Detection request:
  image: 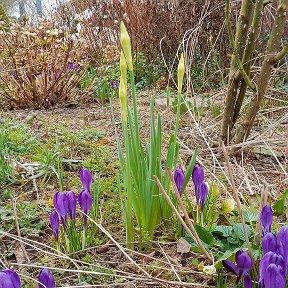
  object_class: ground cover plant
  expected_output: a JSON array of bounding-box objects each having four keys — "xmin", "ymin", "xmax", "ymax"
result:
[{"xmin": 0, "ymin": 0, "xmax": 287, "ymax": 287}]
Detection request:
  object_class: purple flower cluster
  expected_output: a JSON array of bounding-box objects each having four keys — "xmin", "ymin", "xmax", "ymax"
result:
[
  {"xmin": 173, "ymin": 164, "xmax": 208, "ymax": 210},
  {"xmin": 222, "ymin": 205, "xmax": 288, "ymax": 288},
  {"xmin": 50, "ymin": 168, "xmax": 93, "ymax": 241},
  {"xmin": 259, "ymin": 205, "xmax": 288, "ymax": 288},
  {"xmin": 0, "ymin": 268, "xmax": 55, "ymax": 288}
]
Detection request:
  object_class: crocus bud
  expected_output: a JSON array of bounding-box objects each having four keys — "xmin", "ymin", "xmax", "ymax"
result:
[
  {"xmin": 263, "ymin": 264, "xmax": 286, "ymax": 288},
  {"xmin": 80, "ymin": 168, "xmax": 93, "ymax": 193},
  {"xmin": 67, "ymin": 191, "xmax": 77, "ymax": 221},
  {"xmin": 78, "ymin": 189, "xmax": 92, "ymax": 229},
  {"xmin": 119, "ymin": 75, "xmax": 127, "ymax": 123},
  {"xmin": 49, "ymin": 210, "xmax": 59, "ymax": 242},
  {"xmin": 177, "ymin": 52, "xmax": 185, "ymax": 94},
  {"xmin": 174, "ymin": 167, "xmax": 185, "ymax": 196},
  {"xmin": 198, "ymin": 182, "xmax": 208, "ymax": 211},
  {"xmin": 221, "ymin": 198, "xmax": 236, "ymax": 214},
  {"xmin": 53, "ymin": 192, "xmax": 68, "ymax": 232},
  {"xmin": 120, "ymin": 21, "xmax": 133, "ymax": 71},
  {"xmin": 120, "ymin": 51, "xmax": 127, "ymax": 89},
  {"xmin": 260, "ymin": 205, "xmax": 273, "ymax": 235},
  {"xmin": 38, "ymin": 268, "xmax": 55, "ymax": 288},
  {"xmin": 262, "ymin": 232, "xmax": 277, "ymax": 255},
  {"xmin": 192, "ymin": 164, "xmax": 204, "ymax": 187},
  {"xmin": 0, "ymin": 269, "xmax": 21, "ymax": 288}
]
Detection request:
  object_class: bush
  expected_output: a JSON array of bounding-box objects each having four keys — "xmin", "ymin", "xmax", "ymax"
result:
[{"xmin": 0, "ymin": 19, "xmax": 92, "ymax": 109}]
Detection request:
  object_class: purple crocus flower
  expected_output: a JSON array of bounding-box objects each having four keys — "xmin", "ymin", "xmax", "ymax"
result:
[
  {"xmin": 53, "ymin": 192, "xmax": 68, "ymax": 232},
  {"xmin": 78, "ymin": 189, "xmax": 92, "ymax": 229},
  {"xmin": 67, "ymin": 191, "xmax": 77, "ymax": 221},
  {"xmin": 261, "ymin": 205, "xmax": 273, "ymax": 235},
  {"xmin": 262, "ymin": 232, "xmax": 277, "ymax": 255},
  {"xmin": 49, "ymin": 210, "xmax": 59, "ymax": 242},
  {"xmin": 192, "ymin": 164, "xmax": 204, "ymax": 187},
  {"xmin": 80, "ymin": 168, "xmax": 93, "ymax": 193},
  {"xmin": 38, "ymin": 268, "xmax": 55, "ymax": 288},
  {"xmin": 174, "ymin": 166, "xmax": 185, "ymax": 196},
  {"xmin": 259, "ymin": 252, "xmax": 286, "ymax": 287},
  {"xmin": 223, "ymin": 250, "xmax": 252, "ymax": 282},
  {"xmin": 0, "ymin": 269, "xmax": 21, "ymax": 288}
]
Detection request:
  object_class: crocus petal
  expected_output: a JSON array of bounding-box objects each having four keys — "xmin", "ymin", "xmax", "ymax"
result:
[
  {"xmin": 79, "ymin": 168, "xmax": 93, "ymax": 193},
  {"xmin": 192, "ymin": 164, "xmax": 204, "ymax": 187},
  {"xmin": 222, "ymin": 260, "xmax": 238, "ymax": 276},
  {"xmin": 199, "ymin": 182, "xmax": 208, "ymax": 211},
  {"xmin": 263, "ymin": 264, "xmax": 286, "ymax": 288},
  {"xmin": 38, "ymin": 268, "xmax": 55, "ymax": 288},
  {"xmin": 277, "ymin": 226, "xmax": 288, "ymax": 268},
  {"xmin": 78, "ymin": 189, "xmax": 92, "ymax": 229},
  {"xmin": 262, "ymin": 232, "xmax": 277, "ymax": 255},
  {"xmin": 260, "ymin": 205, "xmax": 273, "ymax": 235},
  {"xmin": 174, "ymin": 167, "xmax": 185, "ymax": 196},
  {"xmin": 243, "ymin": 274, "xmax": 253, "ymax": 288},
  {"xmin": 49, "ymin": 210, "xmax": 59, "ymax": 242},
  {"xmin": 53, "ymin": 192, "xmax": 68, "ymax": 218},
  {"xmin": 53, "ymin": 192, "xmax": 68, "ymax": 232},
  {"xmin": 67, "ymin": 191, "xmax": 77, "ymax": 221},
  {"xmin": 235, "ymin": 250, "xmax": 252, "ymax": 277},
  {"xmin": 0, "ymin": 269, "xmax": 21, "ymax": 288}
]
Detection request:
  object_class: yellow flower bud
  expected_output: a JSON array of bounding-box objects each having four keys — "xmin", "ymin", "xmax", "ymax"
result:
[
  {"xmin": 177, "ymin": 52, "xmax": 185, "ymax": 95},
  {"xmin": 221, "ymin": 198, "xmax": 236, "ymax": 214},
  {"xmin": 48, "ymin": 198, "xmax": 53, "ymax": 208},
  {"xmin": 119, "ymin": 75, "xmax": 127, "ymax": 123},
  {"xmin": 120, "ymin": 51, "xmax": 127, "ymax": 89},
  {"xmin": 120, "ymin": 21, "xmax": 133, "ymax": 72},
  {"xmin": 211, "ymin": 183, "xmax": 220, "ymax": 203}
]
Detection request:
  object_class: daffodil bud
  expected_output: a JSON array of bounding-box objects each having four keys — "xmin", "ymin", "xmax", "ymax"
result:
[
  {"xmin": 221, "ymin": 198, "xmax": 236, "ymax": 214},
  {"xmin": 120, "ymin": 21, "xmax": 133, "ymax": 72},
  {"xmin": 119, "ymin": 76, "xmax": 127, "ymax": 122},
  {"xmin": 177, "ymin": 52, "xmax": 185, "ymax": 95},
  {"xmin": 120, "ymin": 51, "xmax": 127, "ymax": 89}
]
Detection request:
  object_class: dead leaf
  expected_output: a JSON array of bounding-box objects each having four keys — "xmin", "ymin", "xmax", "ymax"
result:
[
  {"xmin": 177, "ymin": 237, "xmax": 190, "ymax": 254},
  {"xmin": 14, "ymin": 243, "xmax": 27, "ymax": 264}
]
